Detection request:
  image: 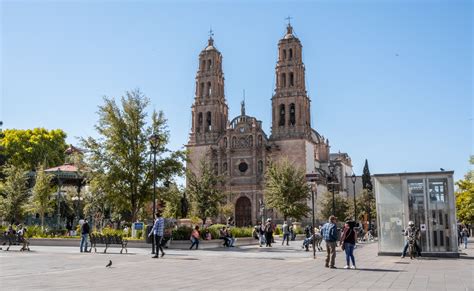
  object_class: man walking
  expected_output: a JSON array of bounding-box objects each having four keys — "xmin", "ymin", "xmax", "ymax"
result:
[
  {"xmin": 80, "ymin": 219, "xmax": 90, "ymax": 253},
  {"xmin": 148, "ymin": 211, "xmax": 165, "ymax": 258},
  {"xmin": 282, "ymin": 221, "xmax": 290, "ymax": 246},
  {"xmin": 321, "ymin": 216, "xmax": 338, "ymax": 268}
]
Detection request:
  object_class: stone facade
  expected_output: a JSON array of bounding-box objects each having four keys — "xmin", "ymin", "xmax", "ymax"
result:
[{"xmin": 186, "ymin": 24, "xmax": 353, "ymax": 226}]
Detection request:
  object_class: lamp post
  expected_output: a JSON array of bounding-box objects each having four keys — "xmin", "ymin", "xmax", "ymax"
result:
[
  {"xmin": 149, "ymin": 133, "xmax": 160, "ymax": 255},
  {"xmin": 310, "ymin": 180, "xmax": 317, "ymax": 259},
  {"xmin": 56, "ymin": 169, "xmax": 62, "ymax": 229},
  {"xmin": 328, "ymin": 164, "xmax": 337, "ymax": 216},
  {"xmin": 259, "ymin": 199, "xmax": 265, "ymax": 224},
  {"xmin": 351, "ymin": 173, "xmax": 357, "ymax": 221}
]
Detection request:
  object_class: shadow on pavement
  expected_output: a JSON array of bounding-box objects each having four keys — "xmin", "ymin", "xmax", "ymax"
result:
[
  {"xmin": 459, "ymin": 255, "xmax": 474, "ymax": 260},
  {"xmin": 356, "ymin": 268, "xmax": 404, "ymax": 272}
]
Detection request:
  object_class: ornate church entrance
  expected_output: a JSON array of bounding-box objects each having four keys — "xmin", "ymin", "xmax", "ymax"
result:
[{"xmin": 235, "ymin": 196, "xmax": 252, "ymax": 227}]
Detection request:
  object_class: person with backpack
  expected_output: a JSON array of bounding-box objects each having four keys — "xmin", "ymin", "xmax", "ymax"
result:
[
  {"xmin": 321, "ymin": 215, "xmax": 338, "ymax": 268},
  {"xmin": 340, "ymin": 219, "xmax": 357, "ymax": 269}
]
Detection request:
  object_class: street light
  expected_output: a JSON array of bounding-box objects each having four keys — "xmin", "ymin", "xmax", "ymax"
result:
[
  {"xmin": 310, "ymin": 179, "xmax": 317, "ymax": 259},
  {"xmin": 149, "ymin": 133, "xmax": 160, "ymax": 255},
  {"xmin": 56, "ymin": 169, "xmax": 62, "ymax": 229},
  {"xmin": 259, "ymin": 199, "xmax": 265, "ymax": 224},
  {"xmin": 351, "ymin": 173, "xmax": 357, "ymax": 222},
  {"xmin": 328, "ymin": 163, "xmax": 337, "ymax": 216}
]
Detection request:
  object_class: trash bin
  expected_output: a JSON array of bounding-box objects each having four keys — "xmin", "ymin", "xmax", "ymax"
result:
[{"xmin": 146, "ymin": 225, "xmax": 153, "ymax": 244}]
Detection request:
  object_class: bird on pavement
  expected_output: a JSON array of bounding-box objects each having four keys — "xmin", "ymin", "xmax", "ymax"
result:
[{"xmin": 106, "ymin": 260, "xmax": 112, "ymax": 268}]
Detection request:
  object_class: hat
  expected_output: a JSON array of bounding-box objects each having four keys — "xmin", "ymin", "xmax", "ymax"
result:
[{"xmin": 267, "ymin": 218, "xmax": 272, "ymax": 222}]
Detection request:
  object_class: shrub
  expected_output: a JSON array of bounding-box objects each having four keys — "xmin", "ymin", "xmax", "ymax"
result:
[
  {"xmin": 207, "ymin": 224, "xmax": 226, "ymax": 239},
  {"xmin": 229, "ymin": 227, "xmax": 253, "ymax": 238},
  {"xmin": 172, "ymin": 225, "xmax": 192, "ymax": 240},
  {"xmin": 101, "ymin": 226, "xmax": 125, "ymax": 237},
  {"xmin": 274, "ymin": 225, "xmax": 282, "ymax": 235}
]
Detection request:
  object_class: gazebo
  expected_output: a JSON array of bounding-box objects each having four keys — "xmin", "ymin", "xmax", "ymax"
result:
[{"xmin": 28, "ymin": 145, "xmax": 87, "ymax": 228}]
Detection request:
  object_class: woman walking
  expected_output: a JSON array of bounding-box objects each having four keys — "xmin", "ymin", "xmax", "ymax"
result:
[
  {"xmin": 190, "ymin": 225, "xmax": 200, "ymax": 250},
  {"xmin": 340, "ymin": 219, "xmax": 357, "ymax": 269}
]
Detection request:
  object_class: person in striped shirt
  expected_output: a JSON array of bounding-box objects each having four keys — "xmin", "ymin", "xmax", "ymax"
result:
[{"xmin": 148, "ymin": 212, "xmax": 165, "ymax": 258}]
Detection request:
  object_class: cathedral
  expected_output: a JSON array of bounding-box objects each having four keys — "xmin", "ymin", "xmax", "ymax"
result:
[{"xmin": 186, "ymin": 23, "xmax": 353, "ymax": 226}]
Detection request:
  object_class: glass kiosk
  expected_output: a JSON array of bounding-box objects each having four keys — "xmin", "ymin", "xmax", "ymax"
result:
[{"xmin": 374, "ymin": 171, "xmax": 458, "ymax": 257}]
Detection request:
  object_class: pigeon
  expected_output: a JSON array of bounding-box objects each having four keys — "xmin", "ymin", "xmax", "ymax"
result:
[{"xmin": 106, "ymin": 260, "xmax": 112, "ymax": 268}]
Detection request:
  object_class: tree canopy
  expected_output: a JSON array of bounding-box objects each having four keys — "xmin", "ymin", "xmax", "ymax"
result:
[
  {"xmin": 28, "ymin": 165, "xmax": 54, "ymax": 229},
  {"xmin": 0, "ymin": 128, "xmax": 67, "ymax": 170},
  {"xmin": 0, "ymin": 164, "xmax": 29, "ymax": 224},
  {"xmin": 186, "ymin": 158, "xmax": 225, "ymax": 225},
  {"xmin": 264, "ymin": 158, "xmax": 311, "ymax": 221},
  {"xmin": 456, "ymin": 156, "xmax": 474, "ymax": 225},
  {"xmin": 81, "ymin": 89, "xmax": 185, "ymax": 222},
  {"xmin": 318, "ymin": 190, "xmax": 349, "ymax": 222}
]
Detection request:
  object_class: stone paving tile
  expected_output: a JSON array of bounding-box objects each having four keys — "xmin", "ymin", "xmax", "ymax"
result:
[{"xmin": 1, "ymin": 239, "xmax": 473, "ymax": 290}]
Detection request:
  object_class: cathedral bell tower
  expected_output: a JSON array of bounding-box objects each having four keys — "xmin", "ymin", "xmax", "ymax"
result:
[
  {"xmin": 189, "ymin": 34, "xmax": 229, "ymax": 145},
  {"xmin": 270, "ymin": 23, "xmax": 312, "ymax": 140}
]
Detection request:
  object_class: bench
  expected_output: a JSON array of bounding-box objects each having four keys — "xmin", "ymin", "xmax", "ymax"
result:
[
  {"xmin": 1, "ymin": 233, "xmax": 30, "ymax": 251},
  {"xmin": 90, "ymin": 234, "xmax": 128, "ymax": 254}
]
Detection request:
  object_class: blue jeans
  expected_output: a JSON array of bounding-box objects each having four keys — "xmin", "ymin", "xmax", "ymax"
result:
[
  {"xmin": 344, "ymin": 243, "xmax": 355, "ymax": 266},
  {"xmin": 80, "ymin": 234, "xmax": 89, "ymax": 252},
  {"xmin": 190, "ymin": 237, "xmax": 199, "ymax": 249},
  {"xmin": 282, "ymin": 233, "xmax": 290, "ymax": 245},
  {"xmin": 463, "ymin": 236, "xmax": 468, "ymax": 248}
]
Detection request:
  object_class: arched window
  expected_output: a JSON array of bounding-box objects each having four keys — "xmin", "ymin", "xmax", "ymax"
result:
[
  {"xmin": 232, "ymin": 136, "xmax": 237, "ymax": 147},
  {"xmin": 207, "ymin": 82, "xmax": 212, "ymax": 96},
  {"xmin": 289, "ymin": 72, "xmax": 294, "ymax": 87},
  {"xmin": 207, "ymin": 60, "xmax": 212, "ymax": 70},
  {"xmin": 197, "ymin": 112, "xmax": 203, "ymax": 132},
  {"xmin": 224, "ymin": 137, "xmax": 228, "ymax": 148},
  {"xmin": 283, "ymin": 49, "xmax": 287, "ymax": 60},
  {"xmin": 223, "ymin": 162, "xmax": 228, "ymax": 173},
  {"xmin": 201, "ymin": 60, "xmax": 205, "ymax": 70},
  {"xmin": 281, "ymin": 73, "xmax": 286, "ymax": 88},
  {"xmin": 214, "ymin": 163, "xmax": 218, "ymax": 175},
  {"xmin": 206, "ymin": 111, "xmax": 212, "ymax": 131},
  {"xmin": 258, "ymin": 135, "xmax": 262, "ymax": 146},
  {"xmin": 258, "ymin": 160, "xmax": 263, "ymax": 174},
  {"xmin": 289, "ymin": 48, "xmax": 293, "ymax": 60},
  {"xmin": 200, "ymin": 82, "xmax": 204, "ymax": 97},
  {"xmin": 279, "ymin": 104, "xmax": 285, "ymax": 126},
  {"xmin": 290, "ymin": 103, "xmax": 296, "ymax": 126}
]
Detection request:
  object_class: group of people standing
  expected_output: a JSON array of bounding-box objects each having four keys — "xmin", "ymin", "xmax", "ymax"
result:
[{"xmin": 321, "ymin": 215, "xmax": 358, "ymax": 269}]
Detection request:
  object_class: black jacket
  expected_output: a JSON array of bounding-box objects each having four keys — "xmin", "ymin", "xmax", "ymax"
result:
[{"xmin": 81, "ymin": 222, "xmax": 90, "ymax": 235}]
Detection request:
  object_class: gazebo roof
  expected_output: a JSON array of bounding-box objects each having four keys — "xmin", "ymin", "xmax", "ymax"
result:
[{"xmin": 42, "ymin": 163, "xmax": 85, "ymax": 184}]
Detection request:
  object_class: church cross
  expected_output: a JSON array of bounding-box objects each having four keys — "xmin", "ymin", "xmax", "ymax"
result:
[
  {"xmin": 208, "ymin": 27, "xmax": 214, "ymax": 38},
  {"xmin": 285, "ymin": 16, "xmax": 293, "ymax": 25}
]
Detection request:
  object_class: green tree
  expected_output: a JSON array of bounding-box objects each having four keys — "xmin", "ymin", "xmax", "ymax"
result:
[
  {"xmin": 264, "ymin": 158, "xmax": 311, "ymax": 221},
  {"xmin": 456, "ymin": 156, "xmax": 474, "ymax": 225},
  {"xmin": 82, "ymin": 89, "xmax": 184, "ymax": 222},
  {"xmin": 0, "ymin": 165, "xmax": 29, "ymax": 224},
  {"xmin": 0, "ymin": 128, "xmax": 67, "ymax": 170},
  {"xmin": 346, "ymin": 189, "xmax": 377, "ymax": 222},
  {"xmin": 318, "ymin": 191, "xmax": 349, "ymax": 222},
  {"xmin": 28, "ymin": 166, "xmax": 54, "ymax": 230},
  {"xmin": 161, "ymin": 183, "xmax": 184, "ymax": 219},
  {"xmin": 187, "ymin": 159, "xmax": 225, "ymax": 225}
]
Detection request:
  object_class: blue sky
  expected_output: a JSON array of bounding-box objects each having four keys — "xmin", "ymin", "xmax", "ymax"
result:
[{"xmin": 1, "ymin": 0, "xmax": 472, "ymax": 181}]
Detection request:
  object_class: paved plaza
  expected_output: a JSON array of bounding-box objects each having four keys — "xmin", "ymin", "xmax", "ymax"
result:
[{"xmin": 1, "ymin": 239, "xmax": 473, "ymax": 291}]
